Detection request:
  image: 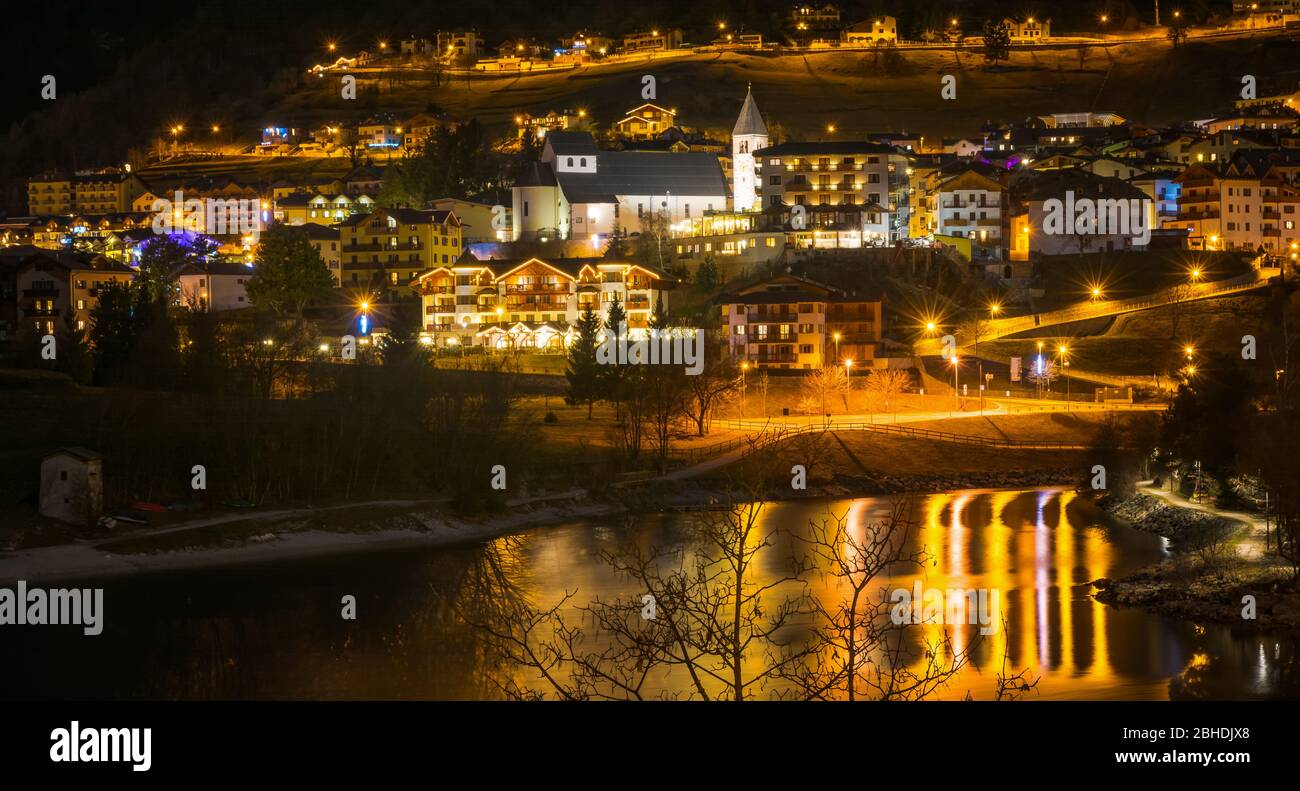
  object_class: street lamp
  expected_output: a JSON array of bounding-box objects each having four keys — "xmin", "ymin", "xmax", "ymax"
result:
[
  {"xmin": 740, "ymin": 362, "xmax": 749, "ymax": 417},
  {"xmin": 950, "ymin": 355, "xmax": 961, "ymax": 410},
  {"xmin": 844, "ymin": 359, "xmax": 853, "ymax": 413},
  {"xmin": 833, "ymin": 331, "xmax": 841, "ymax": 360},
  {"xmin": 1057, "ymin": 344, "xmax": 1070, "ymax": 411}
]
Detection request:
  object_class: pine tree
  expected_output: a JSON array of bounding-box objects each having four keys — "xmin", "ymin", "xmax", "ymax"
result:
[
  {"xmin": 601, "ymin": 294, "xmax": 628, "ymax": 405},
  {"xmin": 565, "ymin": 304, "xmax": 601, "ymax": 419}
]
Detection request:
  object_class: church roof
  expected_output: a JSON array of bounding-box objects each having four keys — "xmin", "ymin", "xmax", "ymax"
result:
[{"xmin": 733, "ymin": 86, "xmax": 767, "ymax": 138}]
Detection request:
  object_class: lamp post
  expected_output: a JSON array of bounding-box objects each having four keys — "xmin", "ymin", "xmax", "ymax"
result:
[
  {"xmin": 844, "ymin": 358, "xmax": 853, "ymax": 414},
  {"xmin": 1057, "ymin": 344, "xmax": 1070, "ymax": 411},
  {"xmin": 977, "ymin": 302, "xmax": 1000, "ymax": 410},
  {"xmin": 950, "ymin": 355, "xmax": 961, "ymax": 411},
  {"xmin": 740, "ymin": 362, "xmax": 749, "ymax": 417},
  {"xmin": 833, "ymin": 331, "xmax": 841, "ymax": 361},
  {"xmin": 1035, "ymin": 340, "xmax": 1045, "ymax": 399}
]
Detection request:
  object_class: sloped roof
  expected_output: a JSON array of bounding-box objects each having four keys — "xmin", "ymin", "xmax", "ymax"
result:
[
  {"xmin": 754, "ymin": 141, "xmax": 896, "ymax": 157},
  {"xmin": 733, "ymin": 86, "xmax": 767, "ymax": 137},
  {"xmin": 556, "ymin": 151, "xmax": 728, "ymax": 203}
]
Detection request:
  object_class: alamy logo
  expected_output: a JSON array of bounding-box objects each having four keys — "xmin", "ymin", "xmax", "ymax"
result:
[
  {"xmin": 596, "ymin": 322, "xmax": 704, "ymax": 375},
  {"xmin": 0, "ymin": 581, "xmax": 103, "ymax": 635},
  {"xmin": 151, "ymin": 191, "xmax": 263, "ymax": 238},
  {"xmin": 50, "ymin": 721, "xmax": 151, "ymax": 772},
  {"xmin": 1042, "ymin": 190, "xmax": 1153, "ymax": 246},
  {"xmin": 889, "ymin": 582, "xmax": 999, "ymax": 636}
]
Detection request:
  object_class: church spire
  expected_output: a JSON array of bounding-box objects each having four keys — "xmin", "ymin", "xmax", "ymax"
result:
[{"xmin": 733, "ymin": 85, "xmax": 767, "ymax": 137}]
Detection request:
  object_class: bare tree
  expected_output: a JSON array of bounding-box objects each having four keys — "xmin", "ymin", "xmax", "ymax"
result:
[
  {"xmin": 801, "ymin": 365, "xmax": 848, "ymax": 416},
  {"xmin": 467, "ymin": 489, "xmax": 814, "ymax": 700},
  {"xmin": 783, "ymin": 501, "xmax": 972, "ymax": 700},
  {"xmin": 864, "ymin": 368, "xmax": 910, "ymax": 412}
]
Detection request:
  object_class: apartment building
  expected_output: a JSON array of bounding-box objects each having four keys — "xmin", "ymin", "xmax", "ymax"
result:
[
  {"xmin": 622, "ymin": 29, "xmax": 683, "ymax": 52},
  {"xmin": 719, "ymin": 273, "xmax": 882, "ymax": 371},
  {"xmin": 15, "ymin": 251, "xmax": 134, "ymax": 335},
  {"xmin": 935, "ymin": 169, "xmax": 1006, "ymax": 243},
  {"xmin": 338, "ymin": 208, "xmax": 462, "ymax": 291},
  {"xmin": 28, "ymin": 170, "xmax": 146, "ymax": 216},
  {"xmin": 1169, "ymin": 153, "xmax": 1300, "ymax": 252},
  {"xmin": 411, "ymin": 256, "xmax": 670, "ymax": 349},
  {"xmin": 754, "ymin": 141, "xmax": 911, "ymax": 242},
  {"xmin": 275, "ymin": 192, "xmax": 376, "ymax": 225}
]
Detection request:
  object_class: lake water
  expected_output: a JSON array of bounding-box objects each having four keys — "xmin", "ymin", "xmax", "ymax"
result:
[{"xmin": 2, "ymin": 489, "xmax": 1296, "ymax": 700}]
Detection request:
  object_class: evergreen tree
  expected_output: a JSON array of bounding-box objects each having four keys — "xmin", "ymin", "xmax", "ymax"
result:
[
  {"xmin": 982, "ymin": 20, "xmax": 1010, "ymax": 65},
  {"xmin": 565, "ymin": 304, "xmax": 602, "ymax": 419},
  {"xmin": 247, "ymin": 223, "xmax": 334, "ymax": 319}
]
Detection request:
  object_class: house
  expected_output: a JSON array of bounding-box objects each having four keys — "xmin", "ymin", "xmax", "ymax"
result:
[
  {"xmin": 622, "ymin": 29, "xmax": 683, "ymax": 53},
  {"xmin": 1022, "ymin": 171, "xmax": 1156, "ymax": 256},
  {"xmin": 842, "ymin": 17, "xmax": 897, "ymax": 45},
  {"xmin": 40, "ymin": 448, "xmax": 103, "ymax": 527},
  {"xmin": 175, "ymin": 261, "xmax": 253, "ymax": 311},
  {"xmin": 613, "ymin": 104, "xmax": 678, "ymax": 140},
  {"xmin": 411, "ymin": 255, "xmax": 672, "ymax": 349},
  {"xmin": 15, "ymin": 251, "xmax": 135, "ymax": 335},
  {"xmin": 338, "ymin": 207, "xmax": 462, "ymax": 291},
  {"xmin": 935, "ymin": 169, "xmax": 1007, "ymax": 255},
  {"xmin": 359, "ymin": 115, "xmax": 402, "ymax": 150},
  {"xmin": 274, "ymin": 192, "xmax": 375, "ymax": 225},
  {"xmin": 942, "ymin": 138, "xmax": 983, "ymax": 158},
  {"xmin": 719, "ymin": 273, "xmax": 883, "ymax": 371},
  {"xmin": 436, "ymin": 30, "xmax": 481, "ymax": 60},
  {"xmin": 789, "ymin": 3, "xmax": 842, "ymax": 44},
  {"xmin": 516, "ymin": 109, "xmax": 584, "ymax": 140},
  {"xmin": 511, "ymin": 131, "xmax": 729, "ymax": 241},
  {"xmin": 1003, "ymin": 16, "xmax": 1050, "ymax": 43},
  {"xmin": 402, "ymin": 112, "xmax": 457, "ymax": 150}
]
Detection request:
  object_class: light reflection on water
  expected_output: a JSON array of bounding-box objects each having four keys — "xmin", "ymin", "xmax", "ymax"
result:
[{"xmin": 1, "ymin": 488, "xmax": 1296, "ymax": 700}]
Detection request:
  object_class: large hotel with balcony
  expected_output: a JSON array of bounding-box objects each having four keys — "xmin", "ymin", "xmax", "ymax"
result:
[
  {"xmin": 412, "ymin": 256, "xmax": 673, "ymax": 349},
  {"xmin": 753, "ymin": 141, "xmax": 911, "ymax": 244}
]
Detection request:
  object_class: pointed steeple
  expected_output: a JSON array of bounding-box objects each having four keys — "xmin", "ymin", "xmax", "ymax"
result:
[{"xmin": 733, "ymin": 84, "xmax": 767, "ymax": 137}]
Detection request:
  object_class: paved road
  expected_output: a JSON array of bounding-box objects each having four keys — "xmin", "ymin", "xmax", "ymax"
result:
[
  {"xmin": 663, "ymin": 400, "xmax": 1163, "ymax": 480},
  {"xmin": 1139, "ymin": 483, "xmax": 1272, "ymax": 561}
]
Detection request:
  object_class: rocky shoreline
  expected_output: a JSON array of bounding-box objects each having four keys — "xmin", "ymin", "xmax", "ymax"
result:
[{"xmin": 1092, "ymin": 492, "xmax": 1300, "ymax": 632}]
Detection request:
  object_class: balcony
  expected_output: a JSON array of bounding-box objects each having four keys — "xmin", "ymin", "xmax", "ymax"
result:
[
  {"xmin": 342, "ymin": 242, "xmax": 424, "ymax": 253},
  {"xmin": 1178, "ymin": 209, "xmax": 1221, "ymax": 220},
  {"xmin": 503, "ymin": 283, "xmax": 569, "ymax": 294}
]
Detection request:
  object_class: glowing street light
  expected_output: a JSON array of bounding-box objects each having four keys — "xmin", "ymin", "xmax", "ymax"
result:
[
  {"xmin": 949, "ymin": 355, "xmax": 961, "ymax": 410},
  {"xmin": 833, "ymin": 331, "xmax": 841, "ymax": 360}
]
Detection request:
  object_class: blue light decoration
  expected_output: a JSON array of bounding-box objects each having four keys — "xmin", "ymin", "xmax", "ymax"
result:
[
  {"xmin": 1035, "ymin": 354, "xmax": 1044, "ymax": 375},
  {"xmin": 359, "ymin": 313, "xmax": 370, "ymax": 336}
]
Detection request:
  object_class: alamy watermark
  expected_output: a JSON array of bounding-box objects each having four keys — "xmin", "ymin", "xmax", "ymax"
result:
[
  {"xmin": 150, "ymin": 191, "xmax": 263, "ymax": 238},
  {"xmin": 0, "ymin": 580, "xmax": 103, "ymax": 635},
  {"xmin": 597, "ymin": 322, "xmax": 704, "ymax": 375},
  {"xmin": 1042, "ymin": 190, "xmax": 1153, "ymax": 246}
]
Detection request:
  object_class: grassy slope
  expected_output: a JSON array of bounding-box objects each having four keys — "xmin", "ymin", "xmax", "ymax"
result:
[{"xmin": 280, "ymin": 35, "xmax": 1300, "ymax": 139}]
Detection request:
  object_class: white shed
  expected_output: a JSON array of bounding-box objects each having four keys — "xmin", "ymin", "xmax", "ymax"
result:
[{"xmin": 39, "ymin": 447, "xmax": 103, "ymax": 526}]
